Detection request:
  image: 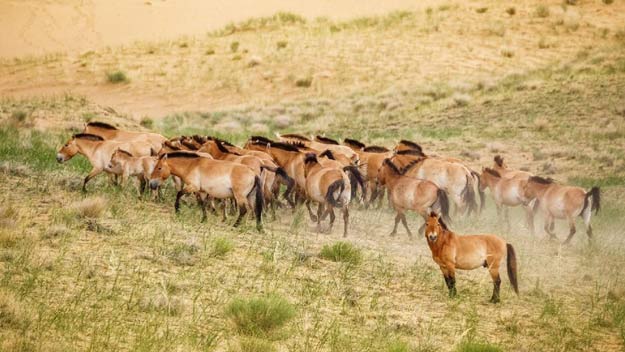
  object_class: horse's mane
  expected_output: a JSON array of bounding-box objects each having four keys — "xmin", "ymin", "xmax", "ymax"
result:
[
  {"xmin": 363, "ymin": 146, "xmax": 389, "ymax": 153},
  {"xmin": 529, "ymin": 175, "xmax": 554, "ymax": 184},
  {"xmin": 319, "ymin": 150, "xmax": 335, "ymax": 160},
  {"xmin": 73, "ymin": 133, "xmax": 104, "ymax": 141},
  {"xmin": 215, "ymin": 140, "xmax": 240, "ymax": 155},
  {"xmin": 399, "ymin": 140, "xmax": 423, "ymax": 152},
  {"xmin": 281, "ymin": 133, "xmax": 310, "ymax": 141},
  {"xmin": 396, "ymin": 149, "xmax": 426, "ymax": 157},
  {"xmin": 163, "ymin": 140, "xmax": 181, "ymax": 150},
  {"xmin": 484, "ymin": 168, "xmax": 501, "ymax": 178},
  {"xmin": 315, "ymin": 135, "xmax": 339, "ymax": 145},
  {"xmin": 494, "ymin": 155, "xmax": 504, "ymax": 167},
  {"xmin": 206, "ymin": 136, "xmax": 235, "ymax": 147},
  {"xmin": 180, "ymin": 139, "xmax": 199, "ymax": 150},
  {"xmin": 431, "ymin": 211, "xmax": 449, "ymax": 231},
  {"xmin": 86, "ymin": 121, "xmax": 117, "ymax": 130},
  {"xmin": 249, "ymin": 136, "xmax": 275, "ymax": 145},
  {"xmin": 343, "ymin": 138, "xmax": 366, "ymax": 149},
  {"xmin": 400, "ymin": 160, "xmax": 420, "ymax": 174},
  {"xmin": 304, "ymin": 153, "xmax": 318, "ymax": 164},
  {"xmin": 192, "ymin": 135, "xmax": 207, "ymax": 144},
  {"xmin": 116, "ymin": 149, "xmax": 133, "ymax": 157},
  {"xmin": 162, "ymin": 151, "xmax": 201, "ymax": 159},
  {"xmin": 383, "ymin": 158, "xmax": 402, "ymax": 175},
  {"xmin": 271, "ymin": 142, "xmax": 301, "ymax": 152}
]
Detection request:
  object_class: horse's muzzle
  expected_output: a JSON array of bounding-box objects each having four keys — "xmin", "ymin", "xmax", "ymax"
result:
[
  {"xmin": 428, "ymin": 234, "xmax": 438, "ymax": 242},
  {"xmin": 149, "ymin": 180, "xmax": 160, "ymax": 190},
  {"xmin": 56, "ymin": 154, "xmax": 65, "ymax": 163}
]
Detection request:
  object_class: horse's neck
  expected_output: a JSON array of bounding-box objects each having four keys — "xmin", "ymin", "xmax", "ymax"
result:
[
  {"xmin": 168, "ymin": 158, "xmax": 196, "ymax": 180},
  {"xmin": 75, "ymin": 139, "xmax": 102, "ymax": 161},
  {"xmin": 270, "ymin": 149, "xmax": 295, "ymax": 167},
  {"xmin": 305, "ymin": 162, "xmax": 322, "ymax": 177}
]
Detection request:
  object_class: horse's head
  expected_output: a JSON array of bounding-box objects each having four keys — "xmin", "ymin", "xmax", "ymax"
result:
[
  {"xmin": 522, "ymin": 176, "xmax": 553, "ymax": 200},
  {"xmin": 109, "ymin": 149, "xmax": 131, "ymax": 171},
  {"xmin": 479, "ymin": 167, "xmax": 501, "ymax": 192},
  {"xmin": 425, "ymin": 212, "xmax": 447, "ymax": 243},
  {"xmin": 149, "ymin": 155, "xmax": 172, "ymax": 190},
  {"xmin": 56, "ymin": 137, "xmax": 79, "ymax": 163}
]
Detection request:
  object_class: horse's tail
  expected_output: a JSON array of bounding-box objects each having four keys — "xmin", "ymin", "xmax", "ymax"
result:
[
  {"xmin": 325, "ymin": 179, "xmax": 345, "ymax": 208},
  {"xmin": 471, "ymin": 170, "xmax": 485, "ymax": 213},
  {"xmin": 506, "ymin": 243, "xmax": 519, "ymax": 295},
  {"xmin": 343, "ymin": 166, "xmax": 366, "ymax": 201},
  {"xmin": 582, "ymin": 186, "xmax": 601, "ymax": 216},
  {"xmin": 436, "ymin": 188, "xmax": 451, "ymax": 224},
  {"xmin": 249, "ymin": 176, "xmax": 263, "ymax": 230},
  {"xmin": 461, "ymin": 174, "xmax": 478, "ymax": 216},
  {"xmin": 262, "ymin": 165, "xmax": 295, "ymax": 204}
]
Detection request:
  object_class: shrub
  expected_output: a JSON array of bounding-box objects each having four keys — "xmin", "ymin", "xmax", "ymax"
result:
[
  {"xmin": 320, "ymin": 242, "xmax": 362, "ymax": 265},
  {"xmin": 455, "ymin": 341, "xmax": 503, "ymax": 352},
  {"xmin": 475, "ymin": 7, "xmax": 488, "ymax": 14},
  {"xmin": 230, "ymin": 41, "xmax": 240, "ymax": 52},
  {"xmin": 501, "ymin": 48, "xmax": 515, "ymax": 58},
  {"xmin": 452, "ymin": 93, "xmax": 472, "ymax": 107},
  {"xmin": 505, "ymin": 7, "xmax": 516, "ymax": 15},
  {"xmin": 276, "ymin": 40, "xmax": 288, "ymax": 49},
  {"xmin": 210, "ymin": 237, "xmax": 234, "ymax": 258},
  {"xmin": 10, "ymin": 110, "xmax": 27, "ymax": 123},
  {"xmin": 295, "ymin": 76, "xmax": 313, "ymax": 88},
  {"xmin": 536, "ymin": 5, "xmax": 549, "ymax": 18},
  {"xmin": 206, "ymin": 48, "xmax": 216, "ymax": 55},
  {"xmin": 140, "ymin": 117, "xmax": 154, "ymax": 128},
  {"xmin": 71, "ymin": 197, "xmax": 107, "ymax": 218},
  {"xmin": 225, "ymin": 294, "xmax": 295, "ymax": 337},
  {"xmin": 106, "ymin": 71, "xmax": 129, "ymax": 84},
  {"xmin": 603, "ymin": 0, "xmax": 614, "ymax": 4}
]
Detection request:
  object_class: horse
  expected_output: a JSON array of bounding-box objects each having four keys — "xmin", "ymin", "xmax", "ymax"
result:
[
  {"xmin": 57, "ymin": 133, "xmax": 153, "ymax": 191},
  {"xmin": 277, "ymin": 133, "xmax": 359, "ymax": 164},
  {"xmin": 303, "ymin": 153, "xmax": 352, "ymax": 236},
  {"xmin": 391, "ymin": 150, "xmax": 478, "ymax": 216},
  {"xmin": 424, "ymin": 212, "xmax": 519, "ymax": 303},
  {"xmin": 83, "ymin": 121, "xmax": 166, "ymax": 152},
  {"xmin": 108, "ymin": 149, "xmax": 158, "ymax": 195},
  {"xmin": 522, "ymin": 176, "xmax": 600, "ymax": 244},
  {"xmin": 479, "ymin": 168, "xmax": 535, "ymax": 234},
  {"xmin": 149, "ymin": 152, "xmax": 263, "ymax": 230},
  {"xmin": 378, "ymin": 159, "xmax": 450, "ymax": 237},
  {"xmin": 344, "ymin": 138, "xmax": 393, "ymax": 207}
]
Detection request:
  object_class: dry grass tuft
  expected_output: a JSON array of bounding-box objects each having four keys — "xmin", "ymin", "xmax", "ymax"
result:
[
  {"xmin": 506, "ymin": 7, "xmax": 516, "ymax": 16},
  {"xmin": 563, "ymin": 10, "xmax": 581, "ymax": 31},
  {"xmin": 106, "ymin": 71, "xmax": 129, "ymax": 84},
  {"xmin": 233, "ymin": 337, "xmax": 276, "ymax": 352},
  {"xmin": 210, "ymin": 237, "xmax": 234, "ymax": 258},
  {"xmin": 452, "ymin": 93, "xmax": 472, "ymax": 107},
  {"xmin": 225, "ymin": 294, "xmax": 295, "ymax": 337},
  {"xmin": 0, "ymin": 290, "xmax": 31, "ymax": 330},
  {"xmin": 71, "ymin": 196, "xmax": 107, "ymax": 219},
  {"xmin": 536, "ymin": 5, "xmax": 550, "ymax": 18},
  {"xmin": 0, "ymin": 206, "xmax": 18, "ymax": 229},
  {"xmin": 319, "ymin": 241, "xmax": 362, "ymax": 265},
  {"xmin": 295, "ymin": 76, "xmax": 313, "ymax": 88}
]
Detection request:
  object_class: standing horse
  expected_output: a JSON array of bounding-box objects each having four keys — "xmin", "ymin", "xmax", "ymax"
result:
[
  {"xmin": 108, "ymin": 149, "xmax": 158, "ymax": 195},
  {"xmin": 303, "ymin": 153, "xmax": 352, "ymax": 236},
  {"xmin": 424, "ymin": 212, "xmax": 519, "ymax": 303},
  {"xmin": 277, "ymin": 133, "xmax": 359, "ymax": 164},
  {"xmin": 493, "ymin": 155, "xmax": 533, "ymax": 180},
  {"xmin": 391, "ymin": 150, "xmax": 478, "ymax": 215},
  {"xmin": 57, "ymin": 133, "xmax": 153, "ymax": 191},
  {"xmin": 479, "ymin": 168, "xmax": 535, "ymax": 234},
  {"xmin": 523, "ymin": 176, "xmax": 600, "ymax": 244},
  {"xmin": 83, "ymin": 121, "xmax": 166, "ymax": 152},
  {"xmin": 344, "ymin": 138, "xmax": 394, "ymax": 207},
  {"xmin": 378, "ymin": 159, "xmax": 450, "ymax": 237},
  {"xmin": 149, "ymin": 152, "xmax": 263, "ymax": 230}
]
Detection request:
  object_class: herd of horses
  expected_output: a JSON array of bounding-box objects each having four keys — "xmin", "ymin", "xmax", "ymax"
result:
[{"xmin": 55, "ymin": 121, "xmax": 602, "ymax": 302}]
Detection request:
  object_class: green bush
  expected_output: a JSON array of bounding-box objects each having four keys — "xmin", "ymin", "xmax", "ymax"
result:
[
  {"xmin": 210, "ymin": 237, "xmax": 234, "ymax": 258},
  {"xmin": 225, "ymin": 294, "xmax": 295, "ymax": 337},
  {"xmin": 106, "ymin": 71, "xmax": 129, "ymax": 84},
  {"xmin": 319, "ymin": 242, "xmax": 362, "ymax": 265},
  {"xmin": 295, "ymin": 76, "xmax": 313, "ymax": 88}
]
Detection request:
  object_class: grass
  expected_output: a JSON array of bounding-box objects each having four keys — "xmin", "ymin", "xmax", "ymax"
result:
[
  {"xmin": 455, "ymin": 341, "xmax": 503, "ymax": 352},
  {"xmin": 106, "ymin": 70, "xmax": 129, "ymax": 84},
  {"xmin": 210, "ymin": 236, "xmax": 234, "ymax": 258},
  {"xmin": 319, "ymin": 242, "xmax": 362, "ymax": 265},
  {"xmin": 536, "ymin": 5, "xmax": 550, "ymax": 18},
  {"xmin": 71, "ymin": 196, "xmax": 107, "ymax": 218},
  {"xmin": 225, "ymin": 294, "xmax": 295, "ymax": 337}
]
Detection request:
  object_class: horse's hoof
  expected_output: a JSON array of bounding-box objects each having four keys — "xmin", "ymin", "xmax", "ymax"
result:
[{"xmin": 490, "ymin": 297, "xmax": 500, "ymax": 304}]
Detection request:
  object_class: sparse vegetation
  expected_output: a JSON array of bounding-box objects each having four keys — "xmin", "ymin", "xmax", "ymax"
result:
[
  {"xmin": 319, "ymin": 241, "xmax": 362, "ymax": 265},
  {"xmin": 536, "ymin": 5, "xmax": 550, "ymax": 18},
  {"xmin": 295, "ymin": 76, "xmax": 313, "ymax": 88},
  {"xmin": 71, "ymin": 196, "xmax": 107, "ymax": 218},
  {"xmin": 210, "ymin": 236, "xmax": 234, "ymax": 258},
  {"xmin": 106, "ymin": 70, "xmax": 129, "ymax": 83},
  {"xmin": 225, "ymin": 294, "xmax": 295, "ymax": 337}
]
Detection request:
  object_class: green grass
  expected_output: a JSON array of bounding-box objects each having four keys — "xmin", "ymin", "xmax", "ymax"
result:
[
  {"xmin": 455, "ymin": 341, "xmax": 503, "ymax": 352},
  {"xmin": 106, "ymin": 70, "xmax": 129, "ymax": 84},
  {"xmin": 210, "ymin": 237, "xmax": 234, "ymax": 258},
  {"xmin": 319, "ymin": 242, "xmax": 362, "ymax": 265},
  {"xmin": 225, "ymin": 294, "xmax": 295, "ymax": 337}
]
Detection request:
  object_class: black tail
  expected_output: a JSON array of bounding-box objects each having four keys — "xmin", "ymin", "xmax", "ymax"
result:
[
  {"xmin": 343, "ymin": 166, "xmax": 366, "ymax": 201},
  {"xmin": 325, "ymin": 179, "xmax": 345, "ymax": 208},
  {"xmin": 582, "ymin": 186, "xmax": 601, "ymax": 216},
  {"xmin": 436, "ymin": 188, "xmax": 451, "ymax": 224},
  {"xmin": 506, "ymin": 243, "xmax": 519, "ymax": 295},
  {"xmin": 250, "ymin": 176, "xmax": 263, "ymax": 230},
  {"xmin": 471, "ymin": 170, "xmax": 485, "ymax": 213},
  {"xmin": 461, "ymin": 175, "xmax": 478, "ymax": 216}
]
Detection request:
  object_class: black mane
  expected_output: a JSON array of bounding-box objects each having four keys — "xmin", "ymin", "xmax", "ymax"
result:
[
  {"xmin": 271, "ymin": 142, "xmax": 301, "ymax": 152},
  {"xmin": 315, "ymin": 135, "xmax": 339, "ymax": 145},
  {"xmin": 281, "ymin": 133, "xmax": 310, "ymax": 141},
  {"xmin": 249, "ymin": 136, "xmax": 275, "ymax": 145},
  {"xmin": 383, "ymin": 158, "xmax": 402, "ymax": 175},
  {"xmin": 319, "ymin": 150, "xmax": 336, "ymax": 160},
  {"xmin": 399, "ymin": 140, "xmax": 423, "ymax": 152},
  {"xmin": 73, "ymin": 133, "xmax": 104, "ymax": 141},
  {"xmin": 343, "ymin": 138, "xmax": 366, "ymax": 149},
  {"xmin": 304, "ymin": 153, "xmax": 318, "ymax": 164},
  {"xmin": 494, "ymin": 155, "xmax": 504, "ymax": 167},
  {"xmin": 180, "ymin": 140, "xmax": 199, "ymax": 150},
  {"xmin": 396, "ymin": 149, "xmax": 426, "ymax": 157},
  {"xmin": 529, "ymin": 176, "xmax": 554, "ymax": 184},
  {"xmin": 400, "ymin": 160, "xmax": 420, "ymax": 174},
  {"xmin": 484, "ymin": 168, "xmax": 501, "ymax": 178},
  {"xmin": 162, "ymin": 151, "xmax": 201, "ymax": 159},
  {"xmin": 363, "ymin": 146, "xmax": 389, "ymax": 153},
  {"xmin": 87, "ymin": 121, "xmax": 117, "ymax": 130}
]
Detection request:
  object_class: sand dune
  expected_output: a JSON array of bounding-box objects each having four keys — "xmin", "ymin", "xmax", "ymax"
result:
[{"xmin": 0, "ymin": 0, "xmax": 423, "ymax": 58}]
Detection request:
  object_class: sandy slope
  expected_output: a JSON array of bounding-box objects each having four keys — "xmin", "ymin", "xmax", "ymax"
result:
[{"xmin": 0, "ymin": 0, "xmax": 423, "ymax": 58}]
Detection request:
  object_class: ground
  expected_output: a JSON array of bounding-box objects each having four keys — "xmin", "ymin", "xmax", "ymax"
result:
[{"xmin": 1, "ymin": 0, "xmax": 625, "ymax": 351}]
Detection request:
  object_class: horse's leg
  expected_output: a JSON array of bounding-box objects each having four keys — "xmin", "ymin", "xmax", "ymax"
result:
[
  {"xmin": 581, "ymin": 205, "xmax": 593, "ymax": 240},
  {"xmin": 489, "ymin": 265, "xmax": 502, "ymax": 303},
  {"xmin": 563, "ymin": 216, "xmax": 576, "ymax": 245},
  {"xmin": 328, "ymin": 208, "xmax": 336, "ymax": 233},
  {"xmin": 524, "ymin": 204, "xmax": 535, "ymax": 236},
  {"xmin": 199, "ymin": 194, "xmax": 208, "ymax": 223},
  {"xmin": 306, "ymin": 200, "xmax": 318, "ymax": 222},
  {"xmin": 316, "ymin": 203, "xmax": 324, "ymax": 232},
  {"xmin": 376, "ymin": 188, "xmax": 385, "ymax": 209},
  {"xmin": 174, "ymin": 190, "xmax": 185, "ymax": 213},
  {"xmin": 544, "ymin": 214, "xmax": 556, "ymax": 239},
  {"xmin": 83, "ymin": 168, "xmax": 103, "ymax": 192},
  {"xmin": 504, "ymin": 206, "xmax": 511, "ymax": 233},
  {"xmin": 234, "ymin": 205, "xmax": 248, "ymax": 227},
  {"xmin": 441, "ymin": 266, "xmax": 457, "ymax": 298},
  {"xmin": 342, "ymin": 207, "xmax": 349, "ymax": 237},
  {"xmin": 390, "ymin": 212, "xmax": 401, "ymax": 236},
  {"xmin": 400, "ymin": 213, "xmax": 413, "ymax": 239}
]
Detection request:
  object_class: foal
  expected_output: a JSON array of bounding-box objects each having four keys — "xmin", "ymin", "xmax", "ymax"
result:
[
  {"xmin": 523, "ymin": 176, "xmax": 600, "ymax": 244},
  {"xmin": 378, "ymin": 159, "xmax": 450, "ymax": 237},
  {"xmin": 108, "ymin": 149, "xmax": 157, "ymax": 195},
  {"xmin": 424, "ymin": 213, "xmax": 519, "ymax": 303}
]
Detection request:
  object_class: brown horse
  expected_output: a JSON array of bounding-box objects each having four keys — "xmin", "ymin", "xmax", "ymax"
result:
[
  {"xmin": 57, "ymin": 133, "xmax": 153, "ymax": 191},
  {"xmin": 424, "ymin": 212, "xmax": 519, "ymax": 303},
  {"xmin": 479, "ymin": 168, "xmax": 535, "ymax": 234},
  {"xmin": 149, "ymin": 152, "xmax": 263, "ymax": 229},
  {"xmin": 344, "ymin": 138, "xmax": 393, "ymax": 207},
  {"xmin": 277, "ymin": 133, "xmax": 359, "ymax": 163},
  {"xmin": 523, "ymin": 176, "xmax": 600, "ymax": 244},
  {"xmin": 83, "ymin": 121, "xmax": 166, "ymax": 152},
  {"xmin": 108, "ymin": 149, "xmax": 158, "ymax": 195},
  {"xmin": 378, "ymin": 159, "xmax": 450, "ymax": 237},
  {"xmin": 303, "ymin": 153, "xmax": 352, "ymax": 236},
  {"xmin": 391, "ymin": 150, "xmax": 478, "ymax": 215},
  {"xmin": 493, "ymin": 155, "xmax": 532, "ymax": 180}
]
